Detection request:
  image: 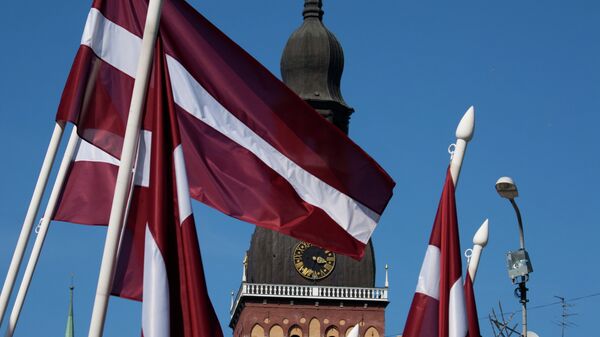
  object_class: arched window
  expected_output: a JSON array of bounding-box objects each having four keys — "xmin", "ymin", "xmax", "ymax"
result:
[
  {"xmin": 309, "ymin": 318, "xmax": 321, "ymax": 337},
  {"xmin": 289, "ymin": 325, "xmax": 303, "ymax": 337},
  {"xmin": 364, "ymin": 327, "xmax": 380, "ymax": 337},
  {"xmin": 269, "ymin": 325, "xmax": 284, "ymax": 337},
  {"xmin": 251, "ymin": 324, "xmax": 265, "ymax": 337},
  {"xmin": 325, "ymin": 326, "xmax": 340, "ymax": 337}
]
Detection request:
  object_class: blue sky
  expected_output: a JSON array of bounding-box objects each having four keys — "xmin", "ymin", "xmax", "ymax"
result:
[{"xmin": 1, "ymin": 1, "xmax": 599, "ymax": 336}]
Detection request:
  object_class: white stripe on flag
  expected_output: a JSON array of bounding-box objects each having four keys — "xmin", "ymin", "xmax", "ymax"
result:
[
  {"xmin": 173, "ymin": 145, "xmax": 193, "ymax": 223},
  {"xmin": 79, "ymin": 8, "xmax": 380, "ymax": 243},
  {"xmin": 133, "ymin": 131, "xmax": 152, "ymax": 187},
  {"xmin": 81, "ymin": 9, "xmax": 141, "ymax": 78},
  {"xmin": 142, "ymin": 226, "xmax": 170, "ymax": 337},
  {"xmin": 415, "ymin": 245, "xmax": 440, "ymax": 300},
  {"xmin": 448, "ymin": 278, "xmax": 468, "ymax": 337},
  {"xmin": 73, "ymin": 131, "xmax": 152, "ymax": 188},
  {"xmin": 74, "ymin": 138, "xmax": 119, "ymax": 164}
]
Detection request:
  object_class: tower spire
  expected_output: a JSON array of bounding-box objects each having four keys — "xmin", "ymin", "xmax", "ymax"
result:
[
  {"xmin": 302, "ymin": 0, "xmax": 323, "ymax": 20},
  {"xmin": 65, "ymin": 281, "xmax": 74, "ymax": 337}
]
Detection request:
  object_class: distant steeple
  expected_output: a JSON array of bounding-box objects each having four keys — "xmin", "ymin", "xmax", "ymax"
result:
[
  {"xmin": 65, "ymin": 282, "xmax": 74, "ymax": 337},
  {"xmin": 281, "ymin": 0, "xmax": 354, "ymax": 134}
]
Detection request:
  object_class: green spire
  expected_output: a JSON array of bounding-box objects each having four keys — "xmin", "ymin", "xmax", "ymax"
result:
[{"xmin": 65, "ymin": 285, "xmax": 74, "ymax": 337}]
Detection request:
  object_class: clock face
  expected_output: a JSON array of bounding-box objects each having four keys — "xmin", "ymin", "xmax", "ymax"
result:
[{"xmin": 292, "ymin": 242, "xmax": 336, "ymax": 280}]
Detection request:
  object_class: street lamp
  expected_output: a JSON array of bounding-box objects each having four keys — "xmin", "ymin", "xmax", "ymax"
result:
[{"xmin": 495, "ymin": 177, "xmax": 533, "ymax": 337}]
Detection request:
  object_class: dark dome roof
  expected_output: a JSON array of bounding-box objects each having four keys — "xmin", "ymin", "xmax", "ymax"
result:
[
  {"xmin": 246, "ymin": 227, "xmax": 375, "ymax": 287},
  {"xmin": 280, "ymin": 0, "xmax": 353, "ymax": 132}
]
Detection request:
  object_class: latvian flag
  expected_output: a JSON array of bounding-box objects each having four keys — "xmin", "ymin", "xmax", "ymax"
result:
[
  {"xmin": 54, "ymin": 0, "xmax": 395, "ymax": 260},
  {"xmin": 402, "ymin": 169, "xmax": 480, "ymax": 337}
]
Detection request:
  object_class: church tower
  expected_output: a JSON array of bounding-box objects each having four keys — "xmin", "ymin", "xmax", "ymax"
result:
[{"xmin": 229, "ymin": 2, "xmax": 388, "ymax": 336}]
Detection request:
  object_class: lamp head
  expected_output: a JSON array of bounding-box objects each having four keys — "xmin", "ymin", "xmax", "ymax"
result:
[{"xmin": 495, "ymin": 176, "xmax": 518, "ymax": 199}]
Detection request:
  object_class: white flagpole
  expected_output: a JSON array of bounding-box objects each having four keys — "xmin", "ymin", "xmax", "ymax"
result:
[
  {"xmin": 0, "ymin": 121, "xmax": 65, "ymax": 326},
  {"xmin": 449, "ymin": 106, "xmax": 475, "ymax": 186},
  {"xmin": 4, "ymin": 127, "xmax": 79, "ymax": 337},
  {"xmin": 87, "ymin": 0, "xmax": 164, "ymax": 336},
  {"xmin": 467, "ymin": 219, "xmax": 489, "ymax": 282}
]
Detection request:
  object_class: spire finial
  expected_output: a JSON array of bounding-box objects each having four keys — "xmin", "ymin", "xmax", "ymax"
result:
[
  {"xmin": 303, "ymin": 0, "xmax": 323, "ymax": 20},
  {"xmin": 384, "ymin": 264, "xmax": 389, "ymax": 288},
  {"xmin": 242, "ymin": 252, "xmax": 248, "ymax": 282}
]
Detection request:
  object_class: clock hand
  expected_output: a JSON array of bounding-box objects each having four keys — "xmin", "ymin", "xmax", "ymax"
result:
[{"xmin": 312, "ymin": 256, "xmax": 327, "ymax": 264}]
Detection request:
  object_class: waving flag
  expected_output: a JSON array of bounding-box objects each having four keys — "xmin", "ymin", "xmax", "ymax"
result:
[
  {"xmin": 54, "ymin": 0, "xmax": 394, "ymax": 259},
  {"xmin": 402, "ymin": 169, "xmax": 468, "ymax": 337}
]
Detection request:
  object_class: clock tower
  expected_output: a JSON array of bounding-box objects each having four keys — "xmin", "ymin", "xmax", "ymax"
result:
[{"xmin": 229, "ymin": 2, "xmax": 388, "ymax": 336}]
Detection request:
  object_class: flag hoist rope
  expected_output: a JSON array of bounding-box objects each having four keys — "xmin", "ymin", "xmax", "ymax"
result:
[
  {"xmin": 0, "ymin": 122, "xmax": 65, "ymax": 327},
  {"xmin": 88, "ymin": 0, "xmax": 164, "ymax": 336},
  {"xmin": 4, "ymin": 127, "xmax": 79, "ymax": 337}
]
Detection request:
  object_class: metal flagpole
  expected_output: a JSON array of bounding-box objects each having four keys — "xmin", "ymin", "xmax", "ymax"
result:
[
  {"xmin": 467, "ymin": 219, "xmax": 489, "ymax": 282},
  {"xmin": 0, "ymin": 121, "xmax": 65, "ymax": 326},
  {"xmin": 449, "ymin": 106, "xmax": 475, "ymax": 186},
  {"xmin": 4, "ymin": 127, "xmax": 79, "ymax": 337},
  {"xmin": 87, "ymin": 0, "xmax": 164, "ymax": 336}
]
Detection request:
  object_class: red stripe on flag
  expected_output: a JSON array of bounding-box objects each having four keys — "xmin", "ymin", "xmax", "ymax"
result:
[
  {"xmin": 403, "ymin": 292, "xmax": 439, "ymax": 337},
  {"xmin": 54, "ymin": 161, "xmax": 117, "ymax": 226},
  {"xmin": 464, "ymin": 276, "xmax": 481, "ymax": 337}
]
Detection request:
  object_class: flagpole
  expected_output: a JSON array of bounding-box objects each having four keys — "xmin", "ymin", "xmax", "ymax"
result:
[
  {"xmin": 87, "ymin": 0, "xmax": 164, "ymax": 336},
  {"xmin": 0, "ymin": 121, "xmax": 65, "ymax": 326},
  {"xmin": 449, "ymin": 106, "xmax": 475, "ymax": 186},
  {"xmin": 467, "ymin": 219, "xmax": 489, "ymax": 282},
  {"xmin": 4, "ymin": 127, "xmax": 79, "ymax": 337}
]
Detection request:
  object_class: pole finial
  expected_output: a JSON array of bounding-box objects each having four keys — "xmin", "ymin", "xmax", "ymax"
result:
[
  {"xmin": 473, "ymin": 219, "xmax": 489, "ymax": 247},
  {"xmin": 456, "ymin": 106, "xmax": 475, "ymax": 141}
]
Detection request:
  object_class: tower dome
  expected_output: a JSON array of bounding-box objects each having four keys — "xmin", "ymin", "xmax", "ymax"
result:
[{"xmin": 280, "ymin": 0, "xmax": 354, "ymax": 133}]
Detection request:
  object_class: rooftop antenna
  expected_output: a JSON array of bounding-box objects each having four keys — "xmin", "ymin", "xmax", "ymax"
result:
[
  {"xmin": 489, "ymin": 302, "xmax": 518, "ymax": 337},
  {"xmin": 554, "ymin": 296, "xmax": 577, "ymax": 337}
]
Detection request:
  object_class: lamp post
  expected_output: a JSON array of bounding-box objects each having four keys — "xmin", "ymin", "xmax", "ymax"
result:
[{"xmin": 495, "ymin": 177, "xmax": 533, "ymax": 337}]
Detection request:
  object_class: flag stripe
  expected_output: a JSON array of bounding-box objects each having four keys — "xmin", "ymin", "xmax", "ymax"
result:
[
  {"xmin": 173, "ymin": 145, "xmax": 192, "ymax": 223},
  {"xmin": 415, "ymin": 245, "xmax": 440, "ymax": 300},
  {"xmin": 78, "ymin": 8, "xmax": 379, "ymax": 245},
  {"xmin": 74, "ymin": 138, "xmax": 119, "ymax": 164},
  {"xmin": 53, "ymin": 160, "xmax": 117, "ymax": 226},
  {"xmin": 142, "ymin": 225, "xmax": 170, "ymax": 337},
  {"xmin": 82, "ymin": 9, "xmax": 141, "ymax": 78},
  {"xmin": 402, "ymin": 292, "xmax": 439, "ymax": 337},
  {"xmin": 448, "ymin": 279, "xmax": 467, "ymax": 337}
]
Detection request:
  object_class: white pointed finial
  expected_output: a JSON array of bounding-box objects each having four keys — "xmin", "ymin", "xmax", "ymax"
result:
[
  {"xmin": 384, "ymin": 264, "xmax": 389, "ymax": 288},
  {"xmin": 230, "ymin": 291, "xmax": 234, "ymax": 311},
  {"xmin": 473, "ymin": 218, "xmax": 489, "ymax": 247},
  {"xmin": 455, "ymin": 106, "xmax": 475, "ymax": 141},
  {"xmin": 467, "ymin": 218, "xmax": 489, "ymax": 282},
  {"xmin": 242, "ymin": 253, "xmax": 248, "ymax": 282},
  {"xmin": 347, "ymin": 323, "xmax": 360, "ymax": 337},
  {"xmin": 450, "ymin": 106, "xmax": 475, "ymax": 186}
]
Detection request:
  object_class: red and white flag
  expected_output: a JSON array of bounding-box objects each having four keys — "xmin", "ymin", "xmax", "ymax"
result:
[
  {"xmin": 402, "ymin": 169, "xmax": 469, "ymax": 337},
  {"xmin": 117, "ymin": 39, "xmax": 224, "ymax": 336},
  {"xmin": 54, "ymin": 0, "xmax": 395, "ymax": 260}
]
